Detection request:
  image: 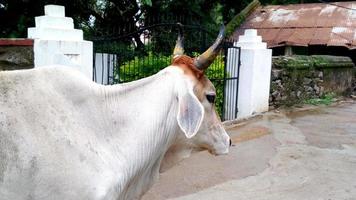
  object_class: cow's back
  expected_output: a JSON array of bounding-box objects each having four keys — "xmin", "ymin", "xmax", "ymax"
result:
[{"xmin": 0, "ymin": 67, "xmax": 111, "ymax": 200}]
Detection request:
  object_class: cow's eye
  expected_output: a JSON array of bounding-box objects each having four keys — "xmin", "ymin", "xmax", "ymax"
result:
[{"xmin": 206, "ymin": 94, "xmax": 216, "ymax": 103}]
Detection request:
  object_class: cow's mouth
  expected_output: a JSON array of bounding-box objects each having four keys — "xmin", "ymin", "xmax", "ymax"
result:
[
  {"xmin": 192, "ymin": 143, "xmax": 229, "ymax": 156},
  {"xmin": 208, "ymin": 149, "xmax": 217, "ymax": 155},
  {"xmin": 209, "ymin": 149, "xmax": 229, "ymax": 156}
]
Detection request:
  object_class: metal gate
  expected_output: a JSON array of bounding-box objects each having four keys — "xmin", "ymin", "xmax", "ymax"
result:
[
  {"xmin": 90, "ymin": 24, "xmax": 240, "ymax": 120},
  {"xmin": 91, "ymin": 23, "xmax": 214, "ymax": 85},
  {"xmin": 222, "ymin": 44, "xmax": 241, "ymax": 121}
]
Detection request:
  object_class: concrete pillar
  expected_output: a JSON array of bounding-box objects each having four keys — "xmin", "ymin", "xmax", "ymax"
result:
[
  {"xmin": 27, "ymin": 5, "xmax": 93, "ymax": 79},
  {"xmin": 234, "ymin": 29, "xmax": 272, "ymax": 119}
]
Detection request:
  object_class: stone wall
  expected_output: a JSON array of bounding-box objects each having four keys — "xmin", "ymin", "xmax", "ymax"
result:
[
  {"xmin": 0, "ymin": 39, "xmax": 34, "ymax": 71},
  {"xmin": 270, "ymin": 55, "xmax": 355, "ymax": 107}
]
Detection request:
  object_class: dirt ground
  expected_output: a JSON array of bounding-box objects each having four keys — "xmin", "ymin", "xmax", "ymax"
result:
[{"xmin": 142, "ymin": 101, "xmax": 356, "ymax": 200}]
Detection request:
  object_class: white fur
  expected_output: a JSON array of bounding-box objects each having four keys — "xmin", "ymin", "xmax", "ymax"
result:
[{"xmin": 0, "ymin": 65, "xmax": 229, "ymax": 200}]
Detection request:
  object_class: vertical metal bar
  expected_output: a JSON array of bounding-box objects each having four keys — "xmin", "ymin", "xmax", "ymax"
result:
[
  {"xmin": 123, "ymin": 49, "xmax": 126, "ymax": 83},
  {"xmin": 229, "ymin": 46, "xmax": 234, "ymax": 120},
  {"xmin": 115, "ymin": 53, "xmax": 117, "ymax": 84},
  {"xmin": 107, "ymin": 53, "xmax": 110, "ymax": 85},
  {"xmin": 136, "ymin": 41, "xmax": 139, "ymax": 80},
  {"xmin": 93, "ymin": 49, "xmax": 96, "ymax": 82},
  {"xmin": 117, "ymin": 52, "xmax": 120, "ymax": 84},
  {"xmin": 231, "ymin": 46, "xmax": 236, "ymax": 120},
  {"xmin": 137, "ymin": 33, "xmax": 146, "ymax": 77},
  {"xmin": 134, "ymin": 40, "xmax": 136, "ymax": 82},
  {"xmin": 149, "ymin": 36, "xmax": 151, "ymax": 77},
  {"xmin": 111, "ymin": 54, "xmax": 115, "ymax": 84},
  {"xmin": 235, "ymin": 46, "xmax": 241, "ymax": 116},
  {"xmin": 229, "ymin": 46, "xmax": 233, "ymax": 120},
  {"xmin": 101, "ymin": 53, "xmax": 105, "ymax": 85},
  {"xmin": 119, "ymin": 44, "xmax": 123, "ymax": 84},
  {"xmin": 222, "ymin": 43, "xmax": 227, "ymax": 121},
  {"xmin": 234, "ymin": 47, "xmax": 238, "ymax": 118}
]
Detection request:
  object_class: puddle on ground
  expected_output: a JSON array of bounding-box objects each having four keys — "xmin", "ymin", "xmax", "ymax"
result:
[{"xmin": 231, "ymin": 126, "xmax": 271, "ymax": 144}]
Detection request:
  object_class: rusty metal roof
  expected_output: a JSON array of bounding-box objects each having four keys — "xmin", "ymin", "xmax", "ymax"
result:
[{"xmin": 232, "ymin": 1, "xmax": 356, "ymax": 49}]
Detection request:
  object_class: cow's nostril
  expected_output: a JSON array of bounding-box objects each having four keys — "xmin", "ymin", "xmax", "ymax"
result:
[{"xmin": 229, "ymin": 139, "xmax": 232, "ymax": 147}]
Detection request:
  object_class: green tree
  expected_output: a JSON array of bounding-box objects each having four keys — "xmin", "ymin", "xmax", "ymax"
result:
[
  {"xmin": 0, "ymin": 0, "xmax": 148, "ymax": 38},
  {"xmin": 1, "ymin": 0, "xmax": 330, "ymax": 39},
  {"xmin": 0, "ymin": 0, "xmax": 97, "ymax": 38}
]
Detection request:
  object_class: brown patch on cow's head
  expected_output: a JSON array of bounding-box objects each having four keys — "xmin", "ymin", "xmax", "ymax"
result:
[
  {"xmin": 172, "ymin": 55, "xmax": 204, "ymax": 79},
  {"xmin": 171, "ymin": 55, "xmax": 216, "ymax": 102}
]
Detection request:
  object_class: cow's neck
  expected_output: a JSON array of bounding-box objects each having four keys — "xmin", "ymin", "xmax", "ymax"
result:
[{"xmin": 100, "ymin": 69, "xmax": 181, "ymax": 199}]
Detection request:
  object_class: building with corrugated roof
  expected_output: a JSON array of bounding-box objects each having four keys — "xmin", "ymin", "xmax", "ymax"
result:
[{"xmin": 232, "ymin": 1, "xmax": 356, "ymax": 63}]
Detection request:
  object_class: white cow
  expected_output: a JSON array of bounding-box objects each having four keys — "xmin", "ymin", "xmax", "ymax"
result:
[{"xmin": 0, "ymin": 27, "xmax": 230, "ymax": 200}]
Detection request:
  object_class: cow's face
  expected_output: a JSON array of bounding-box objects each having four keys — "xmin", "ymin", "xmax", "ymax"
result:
[
  {"xmin": 173, "ymin": 60, "xmax": 230, "ymax": 155},
  {"xmin": 160, "ymin": 63, "xmax": 230, "ymax": 172},
  {"xmin": 190, "ymin": 75, "xmax": 230, "ymax": 155},
  {"xmin": 160, "ymin": 25, "xmax": 229, "ymax": 172}
]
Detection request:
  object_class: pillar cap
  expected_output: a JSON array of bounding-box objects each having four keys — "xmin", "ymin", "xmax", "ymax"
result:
[
  {"xmin": 235, "ymin": 29, "xmax": 267, "ymax": 49},
  {"xmin": 45, "ymin": 5, "xmax": 65, "ymax": 17}
]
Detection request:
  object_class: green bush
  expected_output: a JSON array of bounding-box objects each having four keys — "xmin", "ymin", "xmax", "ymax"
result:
[
  {"xmin": 304, "ymin": 92, "xmax": 336, "ymax": 106},
  {"xmin": 116, "ymin": 52, "xmax": 171, "ymax": 82},
  {"xmin": 115, "ymin": 53, "xmax": 226, "ymax": 118}
]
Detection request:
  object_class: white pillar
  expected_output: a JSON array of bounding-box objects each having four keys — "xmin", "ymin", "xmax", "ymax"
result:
[
  {"xmin": 28, "ymin": 5, "xmax": 93, "ymax": 80},
  {"xmin": 234, "ymin": 29, "xmax": 272, "ymax": 119}
]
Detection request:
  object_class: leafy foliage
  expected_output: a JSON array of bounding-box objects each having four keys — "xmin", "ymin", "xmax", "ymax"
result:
[
  {"xmin": 0, "ymin": 0, "xmax": 332, "ymax": 38},
  {"xmin": 116, "ymin": 52, "xmax": 171, "ymax": 83},
  {"xmin": 305, "ymin": 92, "xmax": 336, "ymax": 105}
]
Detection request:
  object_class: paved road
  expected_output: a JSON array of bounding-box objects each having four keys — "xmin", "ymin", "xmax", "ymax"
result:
[{"xmin": 142, "ymin": 101, "xmax": 356, "ymax": 200}]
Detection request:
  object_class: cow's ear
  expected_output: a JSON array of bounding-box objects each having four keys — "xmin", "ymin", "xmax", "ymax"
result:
[{"xmin": 177, "ymin": 90, "xmax": 204, "ymax": 138}]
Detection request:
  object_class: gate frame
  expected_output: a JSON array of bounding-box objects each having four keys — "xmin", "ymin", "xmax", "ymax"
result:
[{"xmin": 222, "ymin": 42, "xmax": 241, "ymax": 121}]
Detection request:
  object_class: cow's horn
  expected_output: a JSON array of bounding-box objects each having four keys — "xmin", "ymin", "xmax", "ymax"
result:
[
  {"xmin": 173, "ymin": 23, "xmax": 184, "ymax": 58},
  {"xmin": 194, "ymin": 25, "xmax": 225, "ymax": 71}
]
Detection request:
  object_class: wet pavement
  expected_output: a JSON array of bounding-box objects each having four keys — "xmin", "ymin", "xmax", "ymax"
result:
[{"xmin": 142, "ymin": 101, "xmax": 356, "ymax": 200}]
